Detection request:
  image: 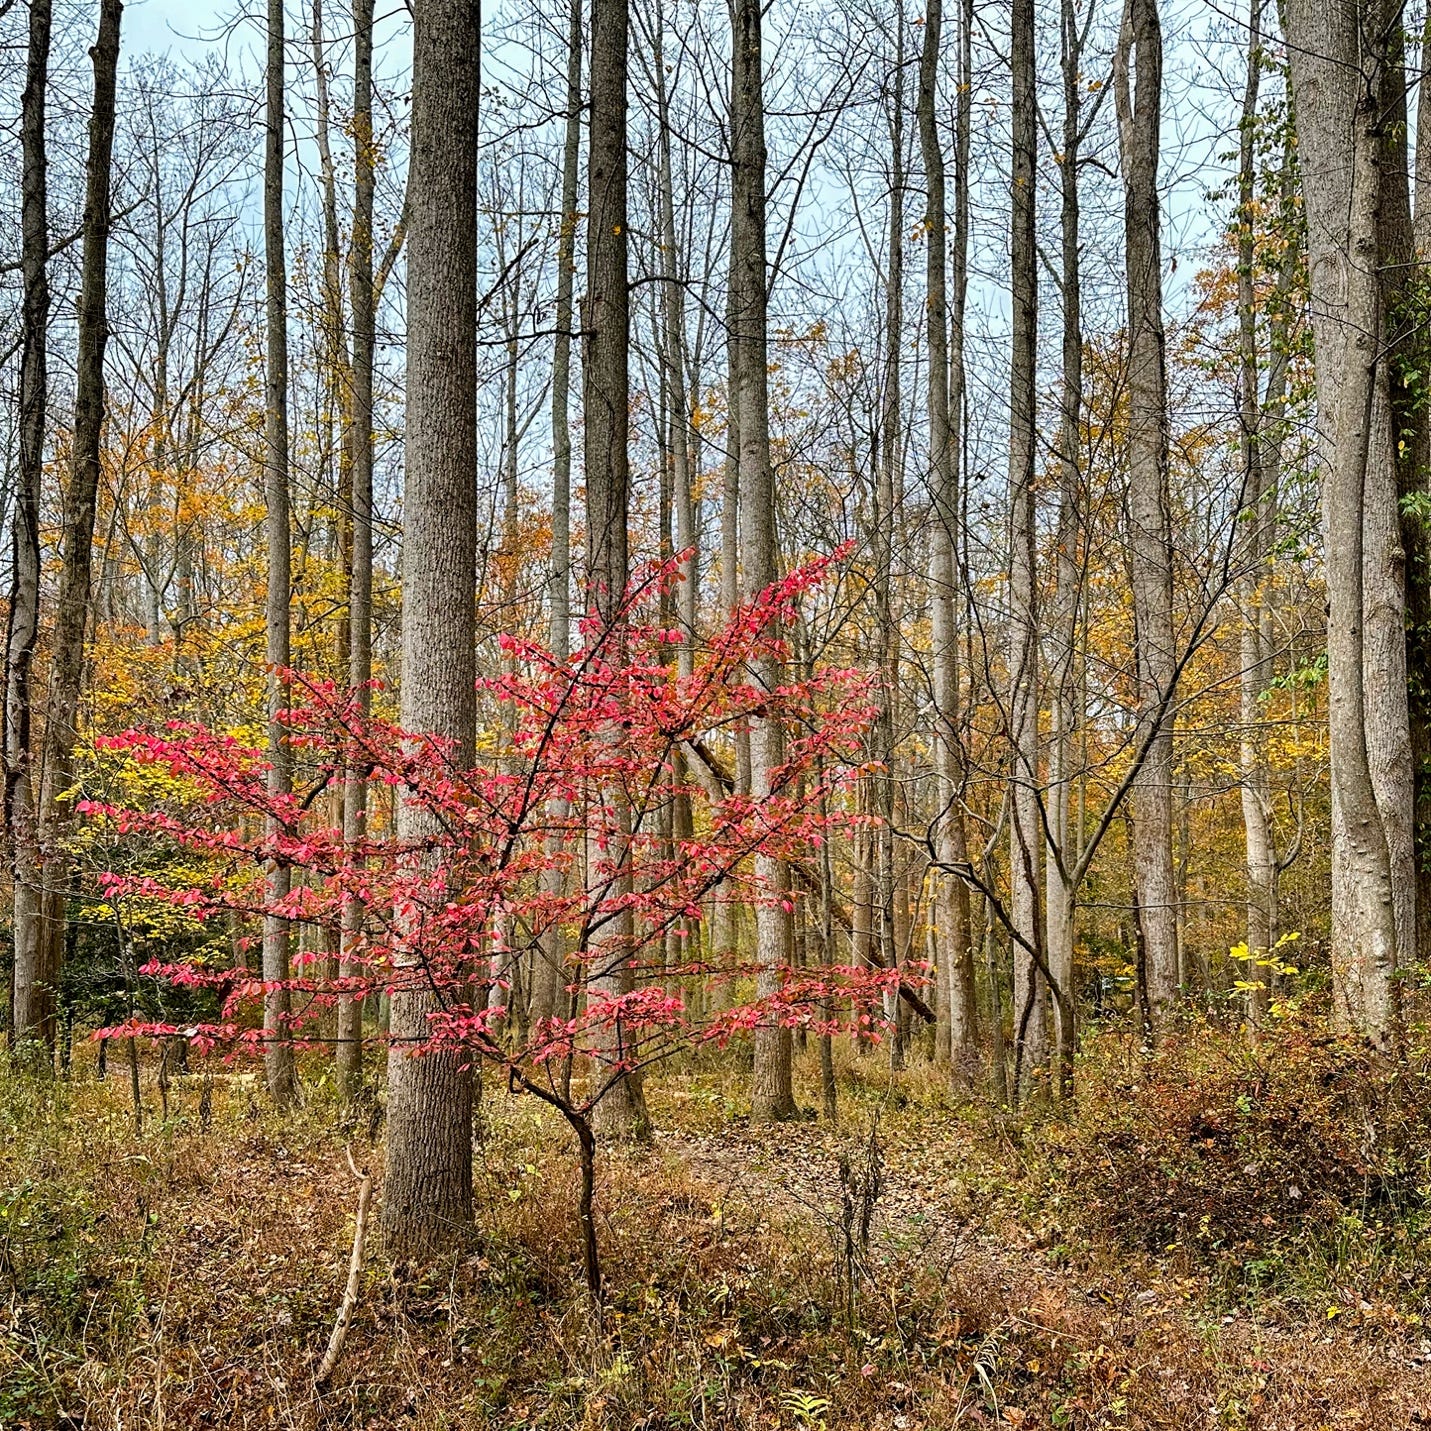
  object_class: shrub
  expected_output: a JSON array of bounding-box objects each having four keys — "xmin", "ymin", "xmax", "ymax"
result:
[{"xmin": 1055, "ymin": 1022, "xmax": 1431, "ymax": 1301}]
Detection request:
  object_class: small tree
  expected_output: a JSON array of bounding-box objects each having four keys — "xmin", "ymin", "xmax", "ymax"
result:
[{"xmin": 82, "ymin": 553, "xmax": 911, "ymax": 1293}]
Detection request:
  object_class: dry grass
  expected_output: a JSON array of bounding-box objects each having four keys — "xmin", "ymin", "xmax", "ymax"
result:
[{"xmin": 0, "ymin": 1041, "xmax": 1428, "ymax": 1429}]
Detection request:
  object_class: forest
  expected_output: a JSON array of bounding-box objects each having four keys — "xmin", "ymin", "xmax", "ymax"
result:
[{"xmin": 2, "ymin": 0, "xmax": 1431, "ymax": 1424}]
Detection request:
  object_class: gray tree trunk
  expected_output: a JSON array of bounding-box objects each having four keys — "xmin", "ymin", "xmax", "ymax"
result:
[
  {"xmin": 1284, "ymin": 0, "xmax": 1402, "ymax": 1049},
  {"xmin": 532, "ymin": 0, "xmax": 583, "ymax": 1034},
  {"xmin": 1115, "ymin": 0, "xmax": 1179, "ymax": 1021},
  {"xmin": 1235, "ymin": 0, "xmax": 1275, "ymax": 1028},
  {"xmin": 262, "ymin": 0, "xmax": 298, "ymax": 1103},
  {"xmin": 37, "ymin": 0, "xmax": 124, "ymax": 1055},
  {"xmin": 1008, "ymin": 0, "xmax": 1045, "ymax": 1095},
  {"xmin": 584, "ymin": 0, "xmax": 651, "ymax": 1142},
  {"xmin": 338, "ymin": 0, "xmax": 377, "ymax": 1100},
  {"xmin": 382, "ymin": 0, "xmax": 481, "ymax": 1259},
  {"xmin": 918, "ymin": 0, "xmax": 976, "ymax": 1081},
  {"xmin": 733, "ymin": 0, "xmax": 797, "ymax": 1122},
  {"xmin": 7, "ymin": 0, "xmax": 51, "ymax": 1054}
]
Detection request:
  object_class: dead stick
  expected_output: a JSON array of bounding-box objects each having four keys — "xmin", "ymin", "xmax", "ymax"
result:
[{"xmin": 314, "ymin": 1147, "xmax": 372, "ymax": 1385}]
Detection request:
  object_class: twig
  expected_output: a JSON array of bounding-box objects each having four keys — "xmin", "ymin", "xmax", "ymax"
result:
[{"xmin": 314, "ymin": 1147, "xmax": 373, "ymax": 1385}]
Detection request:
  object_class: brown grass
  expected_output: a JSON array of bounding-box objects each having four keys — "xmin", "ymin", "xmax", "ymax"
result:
[{"xmin": 0, "ymin": 1040, "xmax": 1428, "ymax": 1429}]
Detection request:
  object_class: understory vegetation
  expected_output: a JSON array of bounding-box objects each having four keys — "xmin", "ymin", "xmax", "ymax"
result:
[{"xmin": 3, "ymin": 1020, "xmax": 1429, "ymax": 1430}]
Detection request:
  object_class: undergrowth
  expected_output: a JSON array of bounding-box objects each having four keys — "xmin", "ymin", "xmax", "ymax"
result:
[{"xmin": 0, "ymin": 1030, "xmax": 1426, "ymax": 1428}]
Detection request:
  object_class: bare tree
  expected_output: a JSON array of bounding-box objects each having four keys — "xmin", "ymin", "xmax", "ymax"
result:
[
  {"xmin": 1115, "ymin": 0, "xmax": 1178, "ymax": 1022},
  {"xmin": 584, "ymin": 0, "xmax": 651, "ymax": 1141},
  {"xmin": 338, "ymin": 0, "xmax": 378, "ymax": 1099},
  {"xmin": 262, "ymin": 0, "xmax": 298, "ymax": 1103},
  {"xmin": 919, "ymin": 0, "xmax": 976, "ymax": 1080},
  {"xmin": 37, "ymin": 0, "xmax": 124, "ymax": 1052},
  {"xmin": 1008, "ymin": 0, "xmax": 1045, "ymax": 1093},
  {"xmin": 733, "ymin": 0, "xmax": 798, "ymax": 1123}
]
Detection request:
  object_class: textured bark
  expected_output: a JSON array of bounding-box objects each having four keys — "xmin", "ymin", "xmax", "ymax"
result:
[
  {"xmin": 1008, "ymin": 0, "xmax": 1045, "ymax": 1094},
  {"xmin": 733, "ymin": 0, "xmax": 796, "ymax": 1122},
  {"xmin": 1235, "ymin": 0, "xmax": 1275, "ymax": 1027},
  {"xmin": 653, "ymin": 6, "xmax": 698, "ymax": 965},
  {"xmin": 585, "ymin": 0, "xmax": 650, "ymax": 1142},
  {"xmin": 35, "ymin": 0, "xmax": 123, "ymax": 1049},
  {"xmin": 1372, "ymin": 36, "xmax": 1422, "ymax": 971},
  {"xmin": 7, "ymin": 0, "xmax": 51, "ymax": 1053},
  {"xmin": 1045, "ymin": 0, "xmax": 1094, "ymax": 1088},
  {"xmin": 532, "ymin": 0, "xmax": 583, "ymax": 1033},
  {"xmin": 1410, "ymin": 4, "xmax": 1431, "ymax": 962},
  {"xmin": 1284, "ymin": 0, "xmax": 1402, "ymax": 1049},
  {"xmin": 874, "ymin": 10, "xmax": 905, "ymax": 1070},
  {"xmin": 1115, "ymin": 0, "xmax": 1178, "ymax": 1020},
  {"xmin": 338, "ymin": 0, "xmax": 377, "ymax": 1100},
  {"xmin": 262, "ymin": 0, "xmax": 298, "ymax": 1104},
  {"xmin": 919, "ymin": 0, "xmax": 975, "ymax": 1080},
  {"xmin": 383, "ymin": 0, "xmax": 480, "ymax": 1259}
]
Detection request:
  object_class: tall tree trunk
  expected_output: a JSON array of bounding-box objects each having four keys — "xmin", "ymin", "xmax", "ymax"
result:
[
  {"xmin": 918, "ymin": 0, "xmax": 978, "ymax": 1082},
  {"xmin": 585, "ymin": 0, "xmax": 651, "ymax": 1142},
  {"xmin": 382, "ymin": 0, "xmax": 481, "ymax": 1259},
  {"xmin": 1409, "ymin": 0, "xmax": 1431, "ymax": 962},
  {"xmin": 875, "ymin": 6, "xmax": 905, "ymax": 1071},
  {"xmin": 1235, "ymin": 0, "xmax": 1275, "ymax": 1027},
  {"xmin": 338, "ymin": 0, "xmax": 377, "ymax": 1100},
  {"xmin": 262, "ymin": 0, "xmax": 298, "ymax": 1104},
  {"xmin": 1115, "ymin": 0, "xmax": 1178, "ymax": 1022},
  {"xmin": 532, "ymin": 0, "xmax": 583, "ymax": 1034},
  {"xmin": 37, "ymin": 0, "xmax": 124, "ymax": 1055},
  {"xmin": 1045, "ymin": 0, "xmax": 1094, "ymax": 1090},
  {"xmin": 1008, "ymin": 0, "xmax": 1045, "ymax": 1096},
  {"xmin": 7, "ymin": 0, "xmax": 52, "ymax": 1054},
  {"xmin": 733, "ymin": 0, "xmax": 797, "ymax": 1122},
  {"xmin": 1371, "ymin": 28, "xmax": 1420, "ymax": 972},
  {"xmin": 1284, "ymin": 0, "xmax": 1402, "ymax": 1050}
]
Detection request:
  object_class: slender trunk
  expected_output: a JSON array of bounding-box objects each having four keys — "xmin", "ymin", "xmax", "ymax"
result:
[
  {"xmin": 1008, "ymin": 0, "xmax": 1045, "ymax": 1095},
  {"xmin": 918, "ymin": 0, "xmax": 977, "ymax": 1081},
  {"xmin": 7, "ymin": 0, "xmax": 52, "ymax": 1053},
  {"xmin": 733, "ymin": 0, "xmax": 796, "ymax": 1121},
  {"xmin": 262, "ymin": 0, "xmax": 298, "ymax": 1103},
  {"xmin": 585, "ymin": 0, "xmax": 650, "ymax": 1142},
  {"xmin": 338, "ymin": 0, "xmax": 377, "ymax": 1100},
  {"xmin": 382, "ymin": 0, "xmax": 481, "ymax": 1259},
  {"xmin": 1045, "ymin": 0, "xmax": 1090, "ymax": 1089},
  {"xmin": 1115, "ymin": 0, "xmax": 1178, "ymax": 1021},
  {"xmin": 533, "ymin": 0, "xmax": 583, "ymax": 1034},
  {"xmin": 36, "ymin": 0, "xmax": 124, "ymax": 1052},
  {"xmin": 875, "ymin": 8, "xmax": 904, "ymax": 1071},
  {"xmin": 1235, "ymin": 0, "xmax": 1274, "ymax": 1027},
  {"xmin": 1371, "ymin": 31, "xmax": 1420, "ymax": 970}
]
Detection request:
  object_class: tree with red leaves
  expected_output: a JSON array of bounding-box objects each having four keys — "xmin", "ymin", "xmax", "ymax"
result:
[{"xmin": 80, "ymin": 554, "xmax": 917, "ymax": 1293}]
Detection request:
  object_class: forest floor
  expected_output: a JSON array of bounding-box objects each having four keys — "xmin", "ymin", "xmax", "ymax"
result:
[{"xmin": 2, "ymin": 1032, "xmax": 1430, "ymax": 1430}]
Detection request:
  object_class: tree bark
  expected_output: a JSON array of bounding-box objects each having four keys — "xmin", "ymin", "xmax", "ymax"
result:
[
  {"xmin": 874, "ymin": 7, "xmax": 905, "ymax": 1071},
  {"xmin": 1045, "ymin": 0, "xmax": 1095, "ymax": 1089},
  {"xmin": 918, "ymin": 0, "xmax": 975, "ymax": 1080},
  {"xmin": 1008, "ymin": 0, "xmax": 1045, "ymax": 1095},
  {"xmin": 1284, "ymin": 0, "xmax": 1402, "ymax": 1050},
  {"xmin": 338, "ymin": 0, "xmax": 377, "ymax": 1100},
  {"xmin": 1235, "ymin": 0, "xmax": 1275, "ymax": 1027},
  {"xmin": 532, "ymin": 0, "xmax": 583, "ymax": 1034},
  {"xmin": 1115, "ymin": 0, "xmax": 1178, "ymax": 1021},
  {"xmin": 262, "ymin": 0, "xmax": 299, "ymax": 1103},
  {"xmin": 585, "ymin": 0, "xmax": 651, "ymax": 1141},
  {"xmin": 7, "ymin": 0, "xmax": 52, "ymax": 1053},
  {"xmin": 382, "ymin": 0, "xmax": 481, "ymax": 1259},
  {"xmin": 733, "ymin": 0, "xmax": 797, "ymax": 1122},
  {"xmin": 36, "ymin": 0, "xmax": 124, "ymax": 1058}
]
